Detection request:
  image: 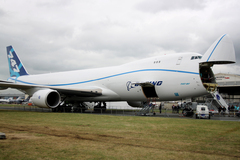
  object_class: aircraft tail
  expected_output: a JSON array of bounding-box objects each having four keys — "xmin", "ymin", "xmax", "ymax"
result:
[
  {"xmin": 6, "ymin": 46, "xmax": 29, "ymax": 78},
  {"xmin": 200, "ymin": 34, "xmax": 236, "ymax": 64}
]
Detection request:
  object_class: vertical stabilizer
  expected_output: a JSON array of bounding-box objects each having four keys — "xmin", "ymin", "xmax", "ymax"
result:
[
  {"xmin": 201, "ymin": 34, "xmax": 236, "ymax": 64},
  {"xmin": 6, "ymin": 46, "xmax": 29, "ymax": 78}
]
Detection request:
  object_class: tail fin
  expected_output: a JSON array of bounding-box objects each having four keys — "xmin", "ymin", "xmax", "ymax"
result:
[
  {"xmin": 6, "ymin": 46, "xmax": 29, "ymax": 78},
  {"xmin": 201, "ymin": 34, "xmax": 236, "ymax": 64}
]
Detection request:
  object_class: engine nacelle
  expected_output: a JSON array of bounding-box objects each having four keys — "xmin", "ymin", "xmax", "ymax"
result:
[
  {"xmin": 31, "ymin": 89, "xmax": 61, "ymax": 108},
  {"xmin": 127, "ymin": 101, "xmax": 145, "ymax": 107}
]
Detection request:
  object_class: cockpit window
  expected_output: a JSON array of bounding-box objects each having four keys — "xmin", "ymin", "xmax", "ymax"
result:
[{"xmin": 191, "ymin": 56, "xmax": 202, "ymax": 60}]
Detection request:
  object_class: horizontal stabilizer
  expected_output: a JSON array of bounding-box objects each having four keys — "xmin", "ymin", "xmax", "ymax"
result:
[{"xmin": 201, "ymin": 34, "xmax": 235, "ymax": 64}]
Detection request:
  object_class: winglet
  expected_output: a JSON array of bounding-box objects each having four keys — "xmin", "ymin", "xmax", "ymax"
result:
[
  {"xmin": 6, "ymin": 46, "xmax": 29, "ymax": 78},
  {"xmin": 200, "ymin": 34, "xmax": 236, "ymax": 64}
]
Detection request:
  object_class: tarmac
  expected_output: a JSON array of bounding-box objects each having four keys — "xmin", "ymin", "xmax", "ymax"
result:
[
  {"xmin": 1, "ymin": 105, "xmax": 239, "ymax": 121},
  {"xmin": 100, "ymin": 110, "xmax": 240, "ymax": 121}
]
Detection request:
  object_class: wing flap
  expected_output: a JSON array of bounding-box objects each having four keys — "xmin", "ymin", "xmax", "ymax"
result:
[{"xmin": 50, "ymin": 87, "xmax": 102, "ymax": 97}]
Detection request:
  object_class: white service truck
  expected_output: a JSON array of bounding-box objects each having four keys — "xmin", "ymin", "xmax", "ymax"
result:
[{"xmin": 195, "ymin": 105, "xmax": 211, "ymax": 119}]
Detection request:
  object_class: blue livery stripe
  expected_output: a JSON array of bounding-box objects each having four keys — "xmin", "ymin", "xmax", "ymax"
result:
[{"xmin": 9, "ymin": 69, "xmax": 199, "ymax": 86}]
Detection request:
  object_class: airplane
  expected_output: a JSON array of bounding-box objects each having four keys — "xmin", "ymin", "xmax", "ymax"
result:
[
  {"xmin": 0, "ymin": 34, "xmax": 236, "ymax": 112},
  {"xmin": 8, "ymin": 96, "xmax": 28, "ymax": 104},
  {"xmin": 0, "ymin": 97, "xmax": 24, "ymax": 104},
  {"xmin": 0, "ymin": 97, "xmax": 10, "ymax": 103}
]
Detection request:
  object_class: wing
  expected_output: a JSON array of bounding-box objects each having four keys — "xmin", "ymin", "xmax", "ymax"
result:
[{"xmin": 0, "ymin": 81, "xmax": 102, "ymax": 97}]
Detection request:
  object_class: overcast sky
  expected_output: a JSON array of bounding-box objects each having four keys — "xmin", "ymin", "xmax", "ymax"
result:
[{"xmin": 0, "ymin": 0, "xmax": 240, "ymax": 80}]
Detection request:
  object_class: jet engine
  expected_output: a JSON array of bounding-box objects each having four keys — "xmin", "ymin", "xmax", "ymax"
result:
[
  {"xmin": 31, "ymin": 89, "xmax": 61, "ymax": 108},
  {"xmin": 127, "ymin": 101, "xmax": 145, "ymax": 107}
]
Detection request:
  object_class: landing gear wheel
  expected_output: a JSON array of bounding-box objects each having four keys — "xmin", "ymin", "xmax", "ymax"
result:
[{"xmin": 94, "ymin": 102, "xmax": 106, "ymax": 112}]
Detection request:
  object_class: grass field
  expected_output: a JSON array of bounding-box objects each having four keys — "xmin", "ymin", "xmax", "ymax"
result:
[{"xmin": 0, "ymin": 110, "xmax": 239, "ymax": 160}]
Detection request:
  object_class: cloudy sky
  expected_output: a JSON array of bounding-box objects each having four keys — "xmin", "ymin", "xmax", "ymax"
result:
[{"xmin": 0, "ymin": 0, "xmax": 240, "ymax": 80}]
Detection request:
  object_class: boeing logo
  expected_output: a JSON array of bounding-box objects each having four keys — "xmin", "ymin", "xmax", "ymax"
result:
[
  {"xmin": 126, "ymin": 81, "xmax": 162, "ymax": 91},
  {"xmin": 149, "ymin": 81, "xmax": 163, "ymax": 86},
  {"xmin": 126, "ymin": 81, "xmax": 138, "ymax": 91}
]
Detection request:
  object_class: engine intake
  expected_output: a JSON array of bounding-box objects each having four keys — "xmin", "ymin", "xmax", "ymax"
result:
[{"xmin": 31, "ymin": 89, "xmax": 61, "ymax": 108}]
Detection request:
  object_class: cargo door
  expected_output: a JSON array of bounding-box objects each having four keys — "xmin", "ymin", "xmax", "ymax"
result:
[{"xmin": 142, "ymin": 86, "xmax": 158, "ymax": 98}]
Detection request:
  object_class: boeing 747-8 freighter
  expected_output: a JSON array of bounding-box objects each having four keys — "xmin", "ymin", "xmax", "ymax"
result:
[{"xmin": 0, "ymin": 34, "xmax": 235, "ymax": 112}]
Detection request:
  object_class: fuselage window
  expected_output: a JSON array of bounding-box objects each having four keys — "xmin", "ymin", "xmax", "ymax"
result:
[
  {"xmin": 154, "ymin": 61, "xmax": 161, "ymax": 64},
  {"xmin": 191, "ymin": 56, "xmax": 202, "ymax": 60}
]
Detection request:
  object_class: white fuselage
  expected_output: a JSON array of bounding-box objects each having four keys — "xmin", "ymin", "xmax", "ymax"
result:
[{"xmin": 13, "ymin": 52, "xmax": 208, "ymax": 102}]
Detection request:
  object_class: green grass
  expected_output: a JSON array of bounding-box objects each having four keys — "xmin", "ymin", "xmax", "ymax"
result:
[{"xmin": 0, "ymin": 110, "xmax": 239, "ymax": 160}]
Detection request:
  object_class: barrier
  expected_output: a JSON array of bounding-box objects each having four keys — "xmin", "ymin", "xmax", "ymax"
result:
[{"xmin": 1, "ymin": 105, "xmax": 239, "ymax": 119}]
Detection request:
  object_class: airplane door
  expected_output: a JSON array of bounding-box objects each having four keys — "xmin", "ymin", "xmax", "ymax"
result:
[
  {"xmin": 176, "ymin": 56, "xmax": 183, "ymax": 65},
  {"xmin": 142, "ymin": 86, "xmax": 158, "ymax": 98}
]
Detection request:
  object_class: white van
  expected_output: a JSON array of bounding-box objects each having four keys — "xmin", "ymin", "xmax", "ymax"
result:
[{"xmin": 195, "ymin": 105, "xmax": 210, "ymax": 119}]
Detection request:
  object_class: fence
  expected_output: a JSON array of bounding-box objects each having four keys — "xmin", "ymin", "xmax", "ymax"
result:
[{"xmin": 0, "ymin": 104, "xmax": 239, "ymax": 119}]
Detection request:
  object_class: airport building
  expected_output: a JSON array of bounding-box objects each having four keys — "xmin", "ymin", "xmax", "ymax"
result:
[
  {"xmin": 0, "ymin": 88, "xmax": 25, "ymax": 99},
  {"xmin": 215, "ymin": 73, "xmax": 240, "ymax": 103}
]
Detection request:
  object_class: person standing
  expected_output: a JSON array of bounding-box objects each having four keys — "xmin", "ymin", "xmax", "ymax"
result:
[
  {"xmin": 218, "ymin": 106, "xmax": 222, "ymax": 115},
  {"xmin": 159, "ymin": 103, "xmax": 162, "ymax": 114},
  {"xmin": 177, "ymin": 104, "xmax": 180, "ymax": 113},
  {"xmin": 223, "ymin": 107, "xmax": 226, "ymax": 117}
]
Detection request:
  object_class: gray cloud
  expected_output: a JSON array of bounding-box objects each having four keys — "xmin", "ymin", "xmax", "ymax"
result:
[
  {"xmin": 0, "ymin": 0, "xmax": 239, "ymax": 80},
  {"xmin": 136, "ymin": 0, "xmax": 206, "ymax": 13},
  {"xmin": 0, "ymin": 8, "xmax": 4, "ymax": 17},
  {"xmin": 36, "ymin": 0, "xmax": 72, "ymax": 7}
]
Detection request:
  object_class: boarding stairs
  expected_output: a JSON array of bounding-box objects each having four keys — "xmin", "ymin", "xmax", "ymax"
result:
[
  {"xmin": 137, "ymin": 98, "xmax": 156, "ymax": 116},
  {"xmin": 203, "ymin": 97, "xmax": 218, "ymax": 112},
  {"xmin": 201, "ymin": 91, "xmax": 229, "ymax": 114},
  {"xmin": 211, "ymin": 91, "xmax": 229, "ymax": 113}
]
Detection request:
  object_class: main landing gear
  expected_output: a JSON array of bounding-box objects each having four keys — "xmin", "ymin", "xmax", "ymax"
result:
[
  {"xmin": 94, "ymin": 102, "xmax": 106, "ymax": 112},
  {"xmin": 52, "ymin": 101, "xmax": 107, "ymax": 113}
]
